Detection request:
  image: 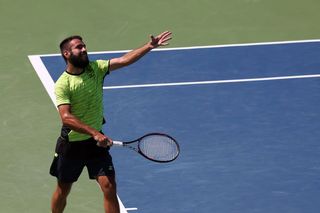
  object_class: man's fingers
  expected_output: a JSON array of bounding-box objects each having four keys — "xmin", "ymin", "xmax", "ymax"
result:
[
  {"xmin": 159, "ymin": 36, "xmax": 172, "ymax": 45},
  {"xmin": 158, "ymin": 31, "xmax": 172, "ymax": 45},
  {"xmin": 149, "ymin": 31, "xmax": 172, "ymax": 47},
  {"xmin": 158, "ymin": 31, "xmax": 172, "ymax": 38},
  {"xmin": 106, "ymin": 137, "xmax": 113, "ymax": 146},
  {"xmin": 95, "ymin": 133, "xmax": 113, "ymax": 147}
]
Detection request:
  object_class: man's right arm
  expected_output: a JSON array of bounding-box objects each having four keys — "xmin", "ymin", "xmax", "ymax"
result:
[{"xmin": 58, "ymin": 104, "xmax": 112, "ymax": 147}]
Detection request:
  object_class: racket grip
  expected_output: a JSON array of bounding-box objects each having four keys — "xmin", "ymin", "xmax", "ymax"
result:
[{"xmin": 112, "ymin": 141, "xmax": 123, "ymax": 146}]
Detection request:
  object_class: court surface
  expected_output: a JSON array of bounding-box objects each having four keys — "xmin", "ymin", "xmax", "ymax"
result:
[{"xmin": 29, "ymin": 40, "xmax": 320, "ymax": 213}]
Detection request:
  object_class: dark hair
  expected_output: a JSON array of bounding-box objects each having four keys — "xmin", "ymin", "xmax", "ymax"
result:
[{"xmin": 59, "ymin": 35, "xmax": 83, "ymax": 62}]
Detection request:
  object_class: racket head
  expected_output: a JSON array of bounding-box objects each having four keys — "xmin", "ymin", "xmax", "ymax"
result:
[{"xmin": 137, "ymin": 133, "xmax": 180, "ymax": 163}]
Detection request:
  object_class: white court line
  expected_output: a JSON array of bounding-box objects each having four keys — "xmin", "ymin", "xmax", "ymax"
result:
[
  {"xmin": 28, "ymin": 55, "xmax": 56, "ymax": 106},
  {"xmin": 103, "ymin": 74, "xmax": 320, "ymax": 90},
  {"xmin": 126, "ymin": 208, "xmax": 138, "ymax": 211},
  {"xmin": 32, "ymin": 39, "xmax": 320, "ymax": 57}
]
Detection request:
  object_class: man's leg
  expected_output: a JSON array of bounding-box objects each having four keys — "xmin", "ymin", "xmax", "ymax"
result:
[
  {"xmin": 96, "ymin": 175, "xmax": 120, "ymax": 213},
  {"xmin": 51, "ymin": 181, "xmax": 73, "ymax": 213}
]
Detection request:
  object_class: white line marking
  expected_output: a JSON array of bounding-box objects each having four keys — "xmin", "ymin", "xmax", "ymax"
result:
[
  {"xmin": 103, "ymin": 74, "xmax": 320, "ymax": 90},
  {"xmin": 28, "ymin": 39, "xmax": 320, "ymax": 57},
  {"xmin": 117, "ymin": 195, "xmax": 129, "ymax": 213},
  {"xmin": 126, "ymin": 207, "xmax": 138, "ymax": 211},
  {"xmin": 28, "ymin": 55, "xmax": 56, "ymax": 106}
]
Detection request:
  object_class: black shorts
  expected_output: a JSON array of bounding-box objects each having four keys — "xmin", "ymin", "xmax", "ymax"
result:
[{"xmin": 50, "ymin": 136, "xmax": 115, "ymax": 183}]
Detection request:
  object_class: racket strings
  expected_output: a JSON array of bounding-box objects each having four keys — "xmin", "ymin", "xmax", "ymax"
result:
[{"xmin": 139, "ymin": 135, "xmax": 179, "ymax": 161}]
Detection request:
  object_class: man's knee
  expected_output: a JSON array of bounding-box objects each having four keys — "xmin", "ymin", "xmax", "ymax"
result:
[
  {"xmin": 56, "ymin": 181, "xmax": 73, "ymax": 197},
  {"xmin": 97, "ymin": 176, "xmax": 117, "ymax": 195}
]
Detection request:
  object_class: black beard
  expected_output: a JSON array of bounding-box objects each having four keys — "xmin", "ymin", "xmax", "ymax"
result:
[{"xmin": 69, "ymin": 52, "xmax": 89, "ymax": 68}]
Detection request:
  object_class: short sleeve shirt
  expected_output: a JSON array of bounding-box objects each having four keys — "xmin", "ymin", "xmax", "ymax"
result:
[{"xmin": 55, "ymin": 60, "xmax": 109, "ymax": 141}]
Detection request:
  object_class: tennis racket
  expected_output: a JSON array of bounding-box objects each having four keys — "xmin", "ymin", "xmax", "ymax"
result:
[{"xmin": 113, "ymin": 133, "xmax": 180, "ymax": 163}]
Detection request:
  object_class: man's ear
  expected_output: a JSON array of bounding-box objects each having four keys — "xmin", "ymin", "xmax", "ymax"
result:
[{"xmin": 63, "ymin": 50, "xmax": 70, "ymax": 59}]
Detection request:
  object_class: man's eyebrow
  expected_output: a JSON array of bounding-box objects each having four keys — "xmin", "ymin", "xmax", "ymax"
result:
[{"xmin": 75, "ymin": 43, "xmax": 86, "ymax": 48}]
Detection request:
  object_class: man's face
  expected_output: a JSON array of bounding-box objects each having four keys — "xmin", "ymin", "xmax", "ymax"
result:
[{"xmin": 67, "ymin": 39, "xmax": 89, "ymax": 68}]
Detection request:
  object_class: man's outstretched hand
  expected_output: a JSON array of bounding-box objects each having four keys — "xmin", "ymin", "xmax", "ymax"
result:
[{"xmin": 149, "ymin": 31, "xmax": 172, "ymax": 48}]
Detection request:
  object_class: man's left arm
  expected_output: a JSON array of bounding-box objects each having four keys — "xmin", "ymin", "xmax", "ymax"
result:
[{"xmin": 109, "ymin": 31, "xmax": 172, "ymax": 72}]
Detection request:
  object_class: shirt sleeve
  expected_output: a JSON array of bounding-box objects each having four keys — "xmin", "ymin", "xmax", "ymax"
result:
[
  {"xmin": 54, "ymin": 80, "xmax": 71, "ymax": 107},
  {"xmin": 95, "ymin": 60, "xmax": 110, "ymax": 78}
]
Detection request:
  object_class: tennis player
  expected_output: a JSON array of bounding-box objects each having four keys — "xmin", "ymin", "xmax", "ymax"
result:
[{"xmin": 50, "ymin": 31, "xmax": 172, "ymax": 213}]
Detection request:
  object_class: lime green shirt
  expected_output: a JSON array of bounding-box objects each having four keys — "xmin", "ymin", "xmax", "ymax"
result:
[{"xmin": 55, "ymin": 60, "xmax": 110, "ymax": 141}]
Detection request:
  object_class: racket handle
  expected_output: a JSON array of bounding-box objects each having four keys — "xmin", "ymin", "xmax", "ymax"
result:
[
  {"xmin": 97, "ymin": 141, "xmax": 123, "ymax": 147},
  {"xmin": 112, "ymin": 141, "xmax": 123, "ymax": 146}
]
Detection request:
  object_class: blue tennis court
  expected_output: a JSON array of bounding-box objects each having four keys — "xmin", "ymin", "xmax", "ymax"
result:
[{"xmin": 29, "ymin": 40, "xmax": 320, "ymax": 213}]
